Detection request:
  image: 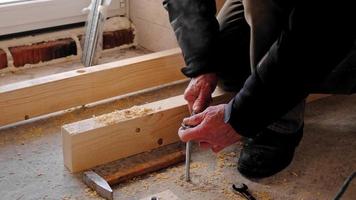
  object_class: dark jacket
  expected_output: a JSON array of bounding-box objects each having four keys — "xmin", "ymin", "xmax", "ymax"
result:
[{"xmin": 163, "ymin": 0, "xmax": 356, "ymax": 137}]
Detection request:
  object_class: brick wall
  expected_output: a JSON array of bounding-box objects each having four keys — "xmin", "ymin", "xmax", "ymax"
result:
[
  {"xmin": 0, "ymin": 21, "xmax": 135, "ymax": 71},
  {"xmin": 9, "ymin": 38, "xmax": 77, "ymax": 67},
  {"xmin": 103, "ymin": 29, "xmax": 134, "ymax": 50},
  {"xmin": 0, "ymin": 49, "xmax": 7, "ymax": 69}
]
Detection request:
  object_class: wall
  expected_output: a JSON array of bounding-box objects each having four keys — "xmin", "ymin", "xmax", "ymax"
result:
[
  {"xmin": 129, "ymin": 0, "xmax": 226, "ymax": 52},
  {"xmin": 129, "ymin": 0, "xmax": 178, "ymax": 52},
  {"xmin": 0, "ymin": 17, "xmax": 135, "ymax": 72}
]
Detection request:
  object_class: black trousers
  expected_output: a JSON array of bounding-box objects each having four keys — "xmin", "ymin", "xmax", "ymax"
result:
[{"xmin": 215, "ymin": 0, "xmax": 305, "ymax": 133}]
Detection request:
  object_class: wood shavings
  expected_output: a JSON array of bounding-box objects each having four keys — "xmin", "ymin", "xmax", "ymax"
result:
[
  {"xmin": 174, "ymin": 176, "xmax": 219, "ymax": 193},
  {"xmin": 115, "ymin": 149, "xmax": 262, "ymax": 200},
  {"xmin": 166, "ymin": 166, "xmax": 182, "ymax": 174},
  {"xmin": 52, "ymin": 109, "xmax": 81, "ymax": 127},
  {"xmin": 84, "ymin": 188, "xmax": 103, "ymax": 198},
  {"xmin": 142, "ymin": 181, "xmax": 150, "ymax": 190},
  {"xmin": 255, "ymin": 191, "xmax": 273, "ymax": 200},
  {"xmin": 170, "ymin": 162, "xmax": 222, "ymax": 193},
  {"xmin": 120, "ymin": 182, "xmax": 138, "ymax": 197},
  {"xmin": 216, "ymin": 151, "xmax": 238, "ymax": 169},
  {"xmin": 291, "ymin": 171, "xmax": 299, "ymax": 177},
  {"xmin": 153, "ymin": 173, "xmax": 170, "ymax": 181},
  {"xmin": 226, "ymin": 163, "xmax": 237, "ymax": 167},
  {"xmin": 61, "ymin": 195, "xmax": 76, "ymax": 200},
  {"xmin": 15, "ymin": 126, "xmax": 44, "ymax": 141},
  {"xmin": 221, "ymin": 187, "xmax": 244, "ymax": 200},
  {"xmin": 95, "ymin": 106, "xmax": 155, "ymax": 125},
  {"xmin": 27, "ymin": 127, "xmax": 43, "ymax": 137},
  {"xmin": 190, "ymin": 162, "xmax": 208, "ymax": 170}
]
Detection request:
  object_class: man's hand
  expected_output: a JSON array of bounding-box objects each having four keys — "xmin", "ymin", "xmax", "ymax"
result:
[
  {"xmin": 178, "ymin": 104, "xmax": 241, "ymax": 153},
  {"xmin": 184, "ymin": 73, "xmax": 218, "ymax": 113}
]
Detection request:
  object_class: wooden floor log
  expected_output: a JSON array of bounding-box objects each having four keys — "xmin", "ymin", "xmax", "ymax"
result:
[
  {"xmin": 105, "ymin": 150, "xmax": 185, "ymax": 185},
  {"xmin": 0, "ymin": 48, "xmax": 185, "ymax": 126},
  {"xmin": 62, "ymin": 88, "xmax": 232, "ymax": 172}
]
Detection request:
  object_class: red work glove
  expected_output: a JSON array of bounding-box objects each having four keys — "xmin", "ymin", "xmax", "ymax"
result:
[
  {"xmin": 184, "ymin": 73, "xmax": 218, "ymax": 113},
  {"xmin": 178, "ymin": 104, "xmax": 241, "ymax": 153}
]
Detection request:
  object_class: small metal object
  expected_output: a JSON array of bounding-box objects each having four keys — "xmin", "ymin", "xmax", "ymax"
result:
[
  {"xmin": 333, "ymin": 171, "xmax": 356, "ymax": 200},
  {"xmin": 232, "ymin": 183, "xmax": 256, "ymax": 200},
  {"xmin": 185, "ymin": 140, "xmax": 192, "ymax": 182},
  {"xmin": 182, "ymin": 122, "xmax": 193, "ymax": 182},
  {"xmin": 83, "ymin": 171, "xmax": 113, "ymax": 200},
  {"xmin": 181, "ymin": 112, "xmax": 196, "ymax": 182}
]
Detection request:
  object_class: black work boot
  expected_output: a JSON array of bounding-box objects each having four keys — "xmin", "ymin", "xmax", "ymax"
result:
[{"xmin": 237, "ymin": 125, "xmax": 304, "ymax": 179}]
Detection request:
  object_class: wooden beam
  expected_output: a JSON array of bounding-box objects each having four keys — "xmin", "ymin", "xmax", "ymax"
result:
[
  {"xmin": 62, "ymin": 89, "xmax": 232, "ymax": 172},
  {"xmin": 105, "ymin": 150, "xmax": 185, "ymax": 185},
  {"xmin": 0, "ymin": 48, "xmax": 185, "ymax": 126},
  {"xmin": 307, "ymin": 94, "xmax": 331, "ymax": 103}
]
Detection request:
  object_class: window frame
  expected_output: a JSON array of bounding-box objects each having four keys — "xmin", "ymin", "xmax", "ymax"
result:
[{"xmin": 0, "ymin": 0, "xmax": 125, "ymax": 36}]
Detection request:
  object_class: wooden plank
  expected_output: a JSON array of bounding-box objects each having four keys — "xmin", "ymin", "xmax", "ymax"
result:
[
  {"xmin": 62, "ymin": 89, "xmax": 232, "ymax": 172},
  {"xmin": 0, "ymin": 48, "xmax": 185, "ymax": 126},
  {"xmin": 105, "ymin": 150, "xmax": 185, "ymax": 185},
  {"xmin": 307, "ymin": 94, "xmax": 331, "ymax": 103}
]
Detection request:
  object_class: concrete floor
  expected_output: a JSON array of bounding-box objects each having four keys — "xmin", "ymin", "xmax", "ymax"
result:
[{"xmin": 0, "ymin": 52, "xmax": 355, "ymax": 199}]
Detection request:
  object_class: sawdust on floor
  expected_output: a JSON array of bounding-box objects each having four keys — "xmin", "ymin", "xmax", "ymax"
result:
[
  {"xmin": 84, "ymin": 188, "xmax": 98, "ymax": 197},
  {"xmin": 115, "ymin": 149, "xmax": 273, "ymax": 200}
]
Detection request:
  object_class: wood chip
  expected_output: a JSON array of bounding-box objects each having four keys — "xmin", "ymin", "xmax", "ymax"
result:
[{"xmin": 95, "ymin": 106, "xmax": 155, "ymax": 125}]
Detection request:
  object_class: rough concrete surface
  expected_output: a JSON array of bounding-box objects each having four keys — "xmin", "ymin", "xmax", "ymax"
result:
[{"xmin": 0, "ymin": 55, "xmax": 355, "ymax": 199}]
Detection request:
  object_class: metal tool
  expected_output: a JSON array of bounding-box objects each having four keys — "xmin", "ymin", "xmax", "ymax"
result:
[
  {"xmin": 82, "ymin": 146, "xmax": 185, "ymax": 200},
  {"xmin": 83, "ymin": 171, "xmax": 113, "ymax": 200},
  {"xmin": 232, "ymin": 183, "xmax": 257, "ymax": 200},
  {"xmin": 180, "ymin": 123, "xmax": 192, "ymax": 182},
  {"xmin": 82, "ymin": 0, "xmax": 112, "ymax": 67},
  {"xmin": 185, "ymin": 140, "xmax": 192, "ymax": 182},
  {"xmin": 181, "ymin": 111, "xmax": 196, "ymax": 182},
  {"xmin": 333, "ymin": 171, "xmax": 356, "ymax": 200}
]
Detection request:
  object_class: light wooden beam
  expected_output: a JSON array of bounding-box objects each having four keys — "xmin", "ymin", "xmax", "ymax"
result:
[
  {"xmin": 62, "ymin": 89, "xmax": 232, "ymax": 172},
  {"xmin": 0, "ymin": 48, "xmax": 185, "ymax": 126},
  {"xmin": 307, "ymin": 94, "xmax": 331, "ymax": 103}
]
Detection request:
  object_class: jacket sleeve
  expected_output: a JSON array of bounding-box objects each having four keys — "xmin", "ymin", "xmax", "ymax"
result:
[
  {"xmin": 224, "ymin": 1, "xmax": 356, "ymax": 137},
  {"xmin": 163, "ymin": 0, "xmax": 220, "ymax": 77}
]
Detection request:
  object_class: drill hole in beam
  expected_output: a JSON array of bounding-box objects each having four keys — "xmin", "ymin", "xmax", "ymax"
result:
[{"xmin": 76, "ymin": 69, "xmax": 86, "ymax": 73}]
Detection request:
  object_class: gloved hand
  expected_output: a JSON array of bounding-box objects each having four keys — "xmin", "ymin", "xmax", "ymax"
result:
[
  {"xmin": 178, "ymin": 104, "xmax": 241, "ymax": 153},
  {"xmin": 184, "ymin": 73, "xmax": 218, "ymax": 113}
]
